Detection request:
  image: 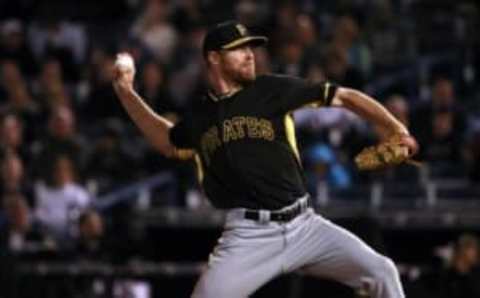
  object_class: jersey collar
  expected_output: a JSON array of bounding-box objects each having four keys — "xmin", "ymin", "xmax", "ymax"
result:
[{"xmin": 207, "ymin": 87, "xmax": 242, "ymax": 102}]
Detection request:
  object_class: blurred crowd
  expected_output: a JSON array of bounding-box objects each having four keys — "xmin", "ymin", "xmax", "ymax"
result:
[
  {"xmin": 0, "ymin": 0, "xmax": 480, "ymax": 296},
  {"xmin": 408, "ymin": 233, "xmax": 480, "ymax": 298}
]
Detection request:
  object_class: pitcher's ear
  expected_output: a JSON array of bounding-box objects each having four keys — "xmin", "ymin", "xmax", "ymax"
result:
[{"xmin": 207, "ymin": 51, "xmax": 221, "ymax": 66}]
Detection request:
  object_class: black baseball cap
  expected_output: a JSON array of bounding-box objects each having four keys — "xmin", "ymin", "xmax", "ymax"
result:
[{"xmin": 202, "ymin": 21, "xmax": 268, "ymax": 57}]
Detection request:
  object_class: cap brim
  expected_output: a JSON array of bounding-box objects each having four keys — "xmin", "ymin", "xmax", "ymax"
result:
[{"xmin": 222, "ymin": 36, "xmax": 268, "ymax": 50}]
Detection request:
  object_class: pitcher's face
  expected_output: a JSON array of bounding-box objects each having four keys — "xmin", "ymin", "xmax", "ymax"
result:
[{"xmin": 219, "ymin": 45, "xmax": 256, "ymax": 84}]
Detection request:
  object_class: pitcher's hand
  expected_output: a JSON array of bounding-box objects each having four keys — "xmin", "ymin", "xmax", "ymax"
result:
[{"xmin": 112, "ymin": 52, "xmax": 136, "ymax": 95}]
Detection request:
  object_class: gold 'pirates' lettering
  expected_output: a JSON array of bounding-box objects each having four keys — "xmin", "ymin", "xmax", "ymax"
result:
[
  {"xmin": 223, "ymin": 117, "xmax": 275, "ymax": 143},
  {"xmin": 246, "ymin": 117, "xmax": 261, "ymax": 138},
  {"xmin": 232, "ymin": 117, "xmax": 246, "ymax": 138},
  {"xmin": 223, "ymin": 119, "xmax": 238, "ymax": 142},
  {"xmin": 260, "ymin": 119, "xmax": 274, "ymax": 141}
]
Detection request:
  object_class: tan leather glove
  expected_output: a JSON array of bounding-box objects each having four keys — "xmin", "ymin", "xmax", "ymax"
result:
[{"xmin": 355, "ymin": 134, "xmax": 420, "ymax": 171}]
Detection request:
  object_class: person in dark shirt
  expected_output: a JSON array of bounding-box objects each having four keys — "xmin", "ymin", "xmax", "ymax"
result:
[
  {"xmin": 0, "ymin": 193, "xmax": 52, "ymax": 253},
  {"xmin": 439, "ymin": 234, "xmax": 480, "ymax": 298},
  {"xmin": 411, "ymin": 77, "xmax": 467, "ymax": 165},
  {"xmin": 74, "ymin": 210, "xmax": 108, "ymax": 260},
  {"xmin": 112, "ymin": 21, "xmax": 418, "ymax": 298},
  {"xmin": 32, "ymin": 105, "xmax": 87, "ymax": 180},
  {"xmin": 85, "ymin": 120, "xmax": 139, "ymax": 194},
  {"xmin": 0, "ymin": 19, "xmax": 38, "ymax": 78}
]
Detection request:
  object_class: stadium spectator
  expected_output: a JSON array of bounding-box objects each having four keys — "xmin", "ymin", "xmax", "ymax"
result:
[
  {"xmin": 85, "ymin": 120, "xmax": 139, "ymax": 195},
  {"xmin": 172, "ymin": 0, "xmax": 205, "ymax": 33},
  {"xmin": 74, "ymin": 209, "xmax": 107, "ymax": 260},
  {"xmin": 322, "ymin": 44, "xmax": 365, "ymax": 90},
  {"xmin": 138, "ymin": 60, "xmax": 180, "ymax": 116},
  {"xmin": 0, "ymin": 19, "xmax": 37, "ymax": 77},
  {"xmin": 130, "ymin": 0, "xmax": 178, "ymax": 65},
  {"xmin": 32, "ymin": 104, "xmax": 87, "ymax": 179},
  {"xmin": 0, "ymin": 193, "xmax": 52, "ymax": 253},
  {"xmin": 167, "ymin": 23, "xmax": 206, "ymax": 107},
  {"xmin": 366, "ymin": 0, "xmax": 416, "ymax": 74},
  {"xmin": 0, "ymin": 113, "xmax": 25, "ymax": 155},
  {"xmin": 330, "ymin": 14, "xmax": 372, "ymax": 78},
  {"xmin": 74, "ymin": 209, "xmax": 136, "ymax": 263},
  {"xmin": 34, "ymin": 154, "xmax": 91, "ymax": 245},
  {"xmin": 27, "ymin": 16, "xmax": 87, "ymax": 81},
  {"xmin": 84, "ymin": 50, "xmax": 127, "ymax": 121},
  {"xmin": 274, "ymin": 38, "xmax": 304, "ymax": 77},
  {"xmin": 412, "ymin": 77, "xmax": 467, "ymax": 143},
  {"xmin": 0, "ymin": 151, "xmax": 33, "ymax": 206},
  {"xmin": 0, "ymin": 81, "xmax": 42, "ymax": 144},
  {"xmin": 304, "ymin": 143, "xmax": 352, "ymax": 192},
  {"xmin": 34, "ymin": 58, "xmax": 72, "ymax": 110},
  {"xmin": 412, "ymin": 77, "xmax": 468, "ymax": 177},
  {"xmin": 438, "ymin": 234, "xmax": 480, "ymax": 298},
  {"xmin": 0, "ymin": 60, "xmax": 25, "ymax": 100}
]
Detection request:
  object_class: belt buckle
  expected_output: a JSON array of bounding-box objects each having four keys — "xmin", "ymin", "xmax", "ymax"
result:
[
  {"xmin": 300, "ymin": 198, "xmax": 307, "ymax": 212},
  {"xmin": 258, "ymin": 210, "xmax": 270, "ymax": 224}
]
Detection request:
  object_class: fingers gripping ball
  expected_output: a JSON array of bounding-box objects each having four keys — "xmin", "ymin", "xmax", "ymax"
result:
[
  {"xmin": 115, "ymin": 53, "xmax": 135, "ymax": 73},
  {"xmin": 355, "ymin": 134, "xmax": 417, "ymax": 171},
  {"xmin": 113, "ymin": 53, "xmax": 136, "ymax": 90}
]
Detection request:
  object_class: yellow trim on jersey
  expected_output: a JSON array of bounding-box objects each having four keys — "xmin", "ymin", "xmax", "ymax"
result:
[
  {"xmin": 303, "ymin": 82, "xmax": 331, "ymax": 108},
  {"xmin": 284, "ymin": 113, "xmax": 301, "ymax": 164},
  {"xmin": 174, "ymin": 148, "xmax": 195, "ymax": 160},
  {"xmin": 324, "ymin": 82, "xmax": 330, "ymax": 104},
  {"xmin": 194, "ymin": 153, "xmax": 204, "ymax": 184}
]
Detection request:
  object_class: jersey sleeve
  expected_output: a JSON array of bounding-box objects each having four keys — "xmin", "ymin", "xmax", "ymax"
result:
[
  {"xmin": 169, "ymin": 119, "xmax": 195, "ymax": 149},
  {"xmin": 268, "ymin": 75, "xmax": 338, "ymax": 114}
]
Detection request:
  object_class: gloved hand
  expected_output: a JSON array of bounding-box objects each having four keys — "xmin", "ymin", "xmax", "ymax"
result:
[{"xmin": 355, "ymin": 134, "xmax": 420, "ymax": 171}]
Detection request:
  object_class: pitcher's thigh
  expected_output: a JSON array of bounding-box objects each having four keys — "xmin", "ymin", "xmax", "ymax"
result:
[
  {"xmin": 192, "ymin": 251, "xmax": 285, "ymax": 298},
  {"xmin": 192, "ymin": 229, "xmax": 284, "ymax": 298}
]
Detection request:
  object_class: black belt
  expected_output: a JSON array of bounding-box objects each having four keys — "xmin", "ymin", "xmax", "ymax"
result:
[{"xmin": 243, "ymin": 196, "xmax": 310, "ymax": 222}]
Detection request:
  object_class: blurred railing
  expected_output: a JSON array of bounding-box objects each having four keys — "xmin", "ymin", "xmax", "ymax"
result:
[
  {"xmin": 90, "ymin": 164, "xmax": 480, "ymax": 228},
  {"xmin": 92, "ymin": 172, "xmax": 177, "ymax": 211},
  {"xmin": 7, "ymin": 259, "xmax": 431, "ymax": 298}
]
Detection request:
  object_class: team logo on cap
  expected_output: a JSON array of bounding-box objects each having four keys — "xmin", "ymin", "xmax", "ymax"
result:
[{"xmin": 236, "ymin": 24, "xmax": 248, "ymax": 36}]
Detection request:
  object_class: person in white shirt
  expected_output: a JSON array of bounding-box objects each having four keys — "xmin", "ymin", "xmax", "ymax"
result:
[{"xmin": 35, "ymin": 154, "xmax": 91, "ymax": 244}]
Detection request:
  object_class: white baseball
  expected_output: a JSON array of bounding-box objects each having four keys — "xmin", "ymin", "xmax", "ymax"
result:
[{"xmin": 115, "ymin": 53, "xmax": 135, "ymax": 72}]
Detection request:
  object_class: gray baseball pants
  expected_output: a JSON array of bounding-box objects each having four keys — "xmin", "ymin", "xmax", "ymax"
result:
[{"xmin": 191, "ymin": 198, "xmax": 405, "ymax": 298}]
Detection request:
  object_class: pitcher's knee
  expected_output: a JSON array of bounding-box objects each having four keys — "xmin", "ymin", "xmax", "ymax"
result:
[
  {"xmin": 358, "ymin": 256, "xmax": 404, "ymax": 297},
  {"xmin": 372, "ymin": 256, "xmax": 399, "ymax": 282}
]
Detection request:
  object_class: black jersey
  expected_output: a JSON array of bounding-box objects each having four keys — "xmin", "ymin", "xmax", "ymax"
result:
[{"xmin": 170, "ymin": 74, "xmax": 337, "ymax": 210}]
